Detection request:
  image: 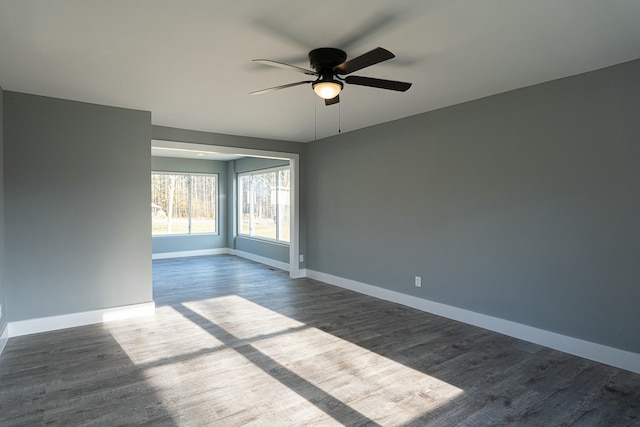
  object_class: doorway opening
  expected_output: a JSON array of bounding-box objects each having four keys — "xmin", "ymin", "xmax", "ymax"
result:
[{"xmin": 151, "ymin": 139, "xmax": 302, "ymax": 279}]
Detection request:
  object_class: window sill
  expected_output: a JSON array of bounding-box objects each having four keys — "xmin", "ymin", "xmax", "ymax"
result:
[{"xmin": 152, "ymin": 232, "xmax": 219, "ymax": 238}]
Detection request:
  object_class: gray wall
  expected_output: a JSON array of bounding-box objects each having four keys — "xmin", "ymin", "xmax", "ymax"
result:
[
  {"xmin": 153, "ymin": 126, "xmax": 307, "ymax": 267},
  {"xmin": 153, "ymin": 125, "xmax": 307, "ymax": 155},
  {"xmin": 234, "ymin": 157, "xmax": 289, "ymax": 173},
  {"xmin": 234, "ymin": 157, "xmax": 291, "ymax": 264},
  {"xmin": 235, "ymin": 237, "xmax": 289, "ymax": 264},
  {"xmin": 4, "ymin": 92, "xmax": 152, "ymax": 321},
  {"xmin": 152, "ymin": 157, "xmax": 227, "ymax": 254},
  {"xmin": 307, "ymin": 59, "xmax": 640, "ymax": 353},
  {"xmin": 0, "ymin": 86, "xmax": 5, "ymax": 332}
]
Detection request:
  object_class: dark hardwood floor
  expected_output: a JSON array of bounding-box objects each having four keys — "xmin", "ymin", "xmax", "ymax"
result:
[{"xmin": 1, "ymin": 255, "xmax": 638, "ymax": 426}]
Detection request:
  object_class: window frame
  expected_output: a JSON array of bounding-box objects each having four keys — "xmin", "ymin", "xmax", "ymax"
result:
[
  {"xmin": 237, "ymin": 166, "xmax": 290, "ymax": 245},
  {"xmin": 151, "ymin": 171, "xmax": 219, "ymax": 237}
]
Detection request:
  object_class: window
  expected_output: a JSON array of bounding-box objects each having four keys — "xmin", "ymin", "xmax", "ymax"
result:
[
  {"xmin": 238, "ymin": 167, "xmax": 290, "ymax": 243},
  {"xmin": 152, "ymin": 173, "xmax": 217, "ymax": 235}
]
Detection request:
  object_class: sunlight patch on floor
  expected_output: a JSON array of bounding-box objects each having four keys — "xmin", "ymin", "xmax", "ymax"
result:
[
  {"xmin": 141, "ymin": 346, "xmax": 336, "ymax": 425},
  {"xmin": 107, "ymin": 305, "xmax": 226, "ymax": 365},
  {"xmin": 184, "ymin": 296, "xmax": 464, "ymax": 425},
  {"xmin": 107, "ymin": 303, "xmax": 338, "ymax": 424},
  {"xmin": 107, "ymin": 296, "xmax": 463, "ymax": 424},
  {"xmin": 185, "ymin": 295, "xmax": 308, "ymax": 341}
]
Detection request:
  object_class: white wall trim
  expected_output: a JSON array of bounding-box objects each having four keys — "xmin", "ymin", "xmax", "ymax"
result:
[
  {"xmin": 306, "ymin": 269, "xmax": 640, "ymax": 374},
  {"xmin": 288, "ymin": 154, "xmax": 302, "ymax": 279},
  {"xmin": 152, "ymin": 248, "xmax": 229, "ymax": 260},
  {"xmin": 7, "ymin": 302, "xmax": 156, "ymax": 338},
  {"xmin": 230, "ymin": 249, "xmax": 290, "ymax": 272},
  {"xmin": 0, "ymin": 323, "xmax": 8, "ymax": 357}
]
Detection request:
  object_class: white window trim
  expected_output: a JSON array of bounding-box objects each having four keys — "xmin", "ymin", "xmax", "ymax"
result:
[
  {"xmin": 237, "ymin": 166, "xmax": 290, "ymax": 244},
  {"xmin": 152, "ymin": 171, "xmax": 219, "ymax": 236}
]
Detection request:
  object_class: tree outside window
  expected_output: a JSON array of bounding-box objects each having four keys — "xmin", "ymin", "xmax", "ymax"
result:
[
  {"xmin": 238, "ymin": 167, "xmax": 290, "ymax": 243},
  {"xmin": 152, "ymin": 173, "xmax": 217, "ymax": 235}
]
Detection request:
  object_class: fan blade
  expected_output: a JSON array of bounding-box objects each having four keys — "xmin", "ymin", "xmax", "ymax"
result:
[
  {"xmin": 334, "ymin": 47, "xmax": 395, "ymax": 75},
  {"xmin": 345, "ymin": 75, "xmax": 412, "ymax": 92},
  {"xmin": 250, "ymin": 81, "xmax": 314, "ymax": 95},
  {"xmin": 253, "ymin": 59, "xmax": 316, "ymax": 75},
  {"xmin": 325, "ymin": 95, "xmax": 340, "ymax": 106}
]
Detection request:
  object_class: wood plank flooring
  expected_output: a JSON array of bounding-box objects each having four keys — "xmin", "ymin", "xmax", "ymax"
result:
[{"xmin": 1, "ymin": 255, "xmax": 639, "ymax": 426}]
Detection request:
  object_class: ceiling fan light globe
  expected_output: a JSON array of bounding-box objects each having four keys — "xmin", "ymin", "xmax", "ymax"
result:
[{"xmin": 313, "ymin": 81, "xmax": 342, "ymax": 99}]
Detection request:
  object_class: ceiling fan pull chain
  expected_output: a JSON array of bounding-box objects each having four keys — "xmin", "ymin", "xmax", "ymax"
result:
[{"xmin": 338, "ymin": 102, "xmax": 341, "ymax": 134}]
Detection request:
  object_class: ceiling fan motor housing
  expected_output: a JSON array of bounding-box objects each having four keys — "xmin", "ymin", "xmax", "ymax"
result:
[{"xmin": 309, "ymin": 48, "xmax": 347, "ymax": 74}]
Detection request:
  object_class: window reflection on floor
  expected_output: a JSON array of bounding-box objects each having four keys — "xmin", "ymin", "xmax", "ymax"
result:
[{"xmin": 108, "ymin": 296, "xmax": 463, "ymax": 425}]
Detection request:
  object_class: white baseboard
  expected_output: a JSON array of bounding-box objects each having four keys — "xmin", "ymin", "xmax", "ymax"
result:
[
  {"xmin": 229, "ymin": 249, "xmax": 290, "ymax": 272},
  {"xmin": 305, "ymin": 269, "xmax": 640, "ymax": 374},
  {"xmin": 152, "ymin": 248, "xmax": 229, "ymax": 260},
  {"xmin": 293, "ymin": 268, "xmax": 308, "ymax": 279},
  {"xmin": 7, "ymin": 302, "xmax": 156, "ymax": 338},
  {"xmin": 0, "ymin": 323, "xmax": 8, "ymax": 357}
]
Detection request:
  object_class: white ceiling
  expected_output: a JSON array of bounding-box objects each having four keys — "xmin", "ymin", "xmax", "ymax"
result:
[
  {"xmin": 1, "ymin": 1, "xmax": 639, "ymax": 143},
  {"xmin": 151, "ymin": 145, "xmax": 245, "ymax": 161}
]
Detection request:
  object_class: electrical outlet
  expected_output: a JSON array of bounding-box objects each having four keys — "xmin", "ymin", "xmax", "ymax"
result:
[
  {"xmin": 299, "ymin": 254, "xmax": 304, "ymax": 263},
  {"xmin": 415, "ymin": 276, "xmax": 422, "ymax": 287}
]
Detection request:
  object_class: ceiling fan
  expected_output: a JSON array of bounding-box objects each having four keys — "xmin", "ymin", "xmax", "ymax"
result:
[{"xmin": 251, "ymin": 47, "xmax": 412, "ymax": 105}]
